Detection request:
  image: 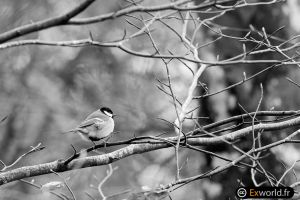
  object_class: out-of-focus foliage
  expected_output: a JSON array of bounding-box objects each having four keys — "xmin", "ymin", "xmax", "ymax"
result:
[{"xmin": 0, "ymin": 0, "xmax": 299, "ymax": 200}]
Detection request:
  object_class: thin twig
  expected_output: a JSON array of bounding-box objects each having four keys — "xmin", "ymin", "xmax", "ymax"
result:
[
  {"xmin": 51, "ymin": 170, "xmax": 76, "ymax": 200},
  {"xmin": 98, "ymin": 164, "xmax": 117, "ymax": 200},
  {"xmin": 1, "ymin": 143, "xmax": 45, "ymax": 172}
]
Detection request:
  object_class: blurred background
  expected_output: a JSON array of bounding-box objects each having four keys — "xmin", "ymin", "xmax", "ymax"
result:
[{"xmin": 0, "ymin": 0, "xmax": 300, "ymax": 199}]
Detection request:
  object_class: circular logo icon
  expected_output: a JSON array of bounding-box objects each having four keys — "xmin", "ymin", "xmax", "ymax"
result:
[{"xmin": 236, "ymin": 187, "xmax": 247, "ymax": 198}]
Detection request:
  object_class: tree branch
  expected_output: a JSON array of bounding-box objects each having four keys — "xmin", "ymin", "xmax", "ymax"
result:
[
  {"xmin": 0, "ymin": 0, "xmax": 95, "ymax": 44},
  {"xmin": 67, "ymin": 0, "xmax": 235, "ymax": 25},
  {"xmin": 1, "ymin": 114, "xmax": 300, "ymax": 186}
]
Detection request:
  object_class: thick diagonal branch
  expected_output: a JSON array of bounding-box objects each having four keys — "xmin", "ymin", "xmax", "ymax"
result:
[{"xmin": 0, "ymin": 0, "xmax": 95, "ymax": 44}]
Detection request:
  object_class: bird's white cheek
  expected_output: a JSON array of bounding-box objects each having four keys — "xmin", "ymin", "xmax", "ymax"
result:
[{"xmin": 103, "ymin": 111, "xmax": 113, "ymax": 118}]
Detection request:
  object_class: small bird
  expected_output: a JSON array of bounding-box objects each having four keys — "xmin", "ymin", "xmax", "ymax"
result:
[{"xmin": 66, "ymin": 107, "xmax": 115, "ymax": 142}]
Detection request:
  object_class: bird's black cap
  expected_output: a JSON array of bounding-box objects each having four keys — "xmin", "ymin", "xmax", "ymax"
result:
[{"xmin": 100, "ymin": 107, "xmax": 115, "ymax": 117}]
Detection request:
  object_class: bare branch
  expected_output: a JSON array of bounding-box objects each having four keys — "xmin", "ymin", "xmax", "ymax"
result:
[
  {"xmin": 1, "ymin": 143, "xmax": 45, "ymax": 172},
  {"xmin": 0, "ymin": 0, "xmax": 96, "ymax": 44},
  {"xmin": 1, "ymin": 114, "xmax": 300, "ymax": 186}
]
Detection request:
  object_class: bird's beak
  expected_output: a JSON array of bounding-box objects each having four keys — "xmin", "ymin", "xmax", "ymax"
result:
[{"xmin": 112, "ymin": 114, "xmax": 117, "ymax": 118}]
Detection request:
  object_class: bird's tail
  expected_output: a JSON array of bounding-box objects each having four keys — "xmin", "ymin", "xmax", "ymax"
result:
[{"xmin": 60, "ymin": 129, "xmax": 77, "ymax": 134}]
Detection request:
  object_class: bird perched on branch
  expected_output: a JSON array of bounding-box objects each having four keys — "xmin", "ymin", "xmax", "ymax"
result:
[{"xmin": 65, "ymin": 107, "xmax": 115, "ymax": 142}]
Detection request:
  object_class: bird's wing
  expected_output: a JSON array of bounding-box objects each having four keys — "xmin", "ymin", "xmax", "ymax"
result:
[
  {"xmin": 85, "ymin": 109, "xmax": 101, "ymax": 120},
  {"xmin": 78, "ymin": 118, "xmax": 104, "ymax": 129}
]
